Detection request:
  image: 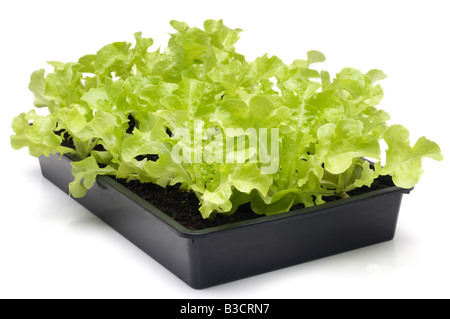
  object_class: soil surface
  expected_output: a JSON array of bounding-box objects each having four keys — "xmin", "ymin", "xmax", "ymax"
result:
[
  {"xmin": 118, "ymin": 177, "xmax": 393, "ymax": 230},
  {"xmin": 117, "ymin": 179, "xmax": 262, "ymax": 230},
  {"xmin": 56, "ymin": 129, "xmax": 394, "ymax": 230}
]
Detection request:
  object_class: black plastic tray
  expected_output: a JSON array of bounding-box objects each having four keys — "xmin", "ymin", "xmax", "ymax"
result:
[{"xmin": 39, "ymin": 154, "xmax": 410, "ymax": 289}]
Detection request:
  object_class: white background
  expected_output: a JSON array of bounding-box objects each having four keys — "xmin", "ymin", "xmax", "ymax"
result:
[{"xmin": 1, "ymin": 0, "xmax": 449, "ymax": 299}]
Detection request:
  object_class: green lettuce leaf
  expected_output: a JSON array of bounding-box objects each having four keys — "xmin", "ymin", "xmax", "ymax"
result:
[
  {"xmin": 69, "ymin": 156, "xmax": 117, "ymax": 198},
  {"xmin": 11, "ymin": 19, "xmax": 444, "ymax": 220},
  {"xmin": 11, "ymin": 110, "xmax": 74, "ymax": 157},
  {"xmin": 376, "ymin": 125, "xmax": 443, "ymax": 188}
]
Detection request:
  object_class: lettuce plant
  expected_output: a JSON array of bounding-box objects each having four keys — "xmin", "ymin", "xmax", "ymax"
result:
[{"xmin": 11, "ymin": 19, "xmax": 443, "ymax": 219}]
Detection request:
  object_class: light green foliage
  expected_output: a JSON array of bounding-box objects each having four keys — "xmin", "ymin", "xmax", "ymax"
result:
[
  {"xmin": 11, "ymin": 110, "xmax": 74, "ymax": 157},
  {"xmin": 316, "ymin": 119, "xmax": 381, "ymax": 174},
  {"xmin": 11, "ymin": 20, "xmax": 443, "ymax": 219},
  {"xmin": 375, "ymin": 125, "xmax": 443, "ymax": 188},
  {"xmin": 69, "ymin": 156, "xmax": 116, "ymax": 198}
]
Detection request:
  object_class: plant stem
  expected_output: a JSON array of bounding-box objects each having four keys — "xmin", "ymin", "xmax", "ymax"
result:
[
  {"xmin": 73, "ymin": 137, "xmax": 100, "ymax": 159},
  {"xmin": 337, "ymin": 171, "xmax": 350, "ymax": 193},
  {"xmin": 87, "ymin": 138, "xmax": 100, "ymax": 154},
  {"xmin": 320, "ymin": 180, "xmax": 338, "ymax": 188},
  {"xmin": 302, "ymin": 190, "xmax": 339, "ymax": 196}
]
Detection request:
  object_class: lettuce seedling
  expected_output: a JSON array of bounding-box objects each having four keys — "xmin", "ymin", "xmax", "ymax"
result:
[{"xmin": 11, "ymin": 19, "xmax": 443, "ymax": 219}]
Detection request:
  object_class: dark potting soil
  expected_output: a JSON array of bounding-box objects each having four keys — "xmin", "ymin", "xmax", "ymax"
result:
[
  {"xmin": 118, "ymin": 177, "xmax": 393, "ymax": 230},
  {"xmin": 56, "ymin": 127, "xmax": 394, "ymax": 230},
  {"xmin": 116, "ymin": 179, "xmax": 261, "ymax": 230}
]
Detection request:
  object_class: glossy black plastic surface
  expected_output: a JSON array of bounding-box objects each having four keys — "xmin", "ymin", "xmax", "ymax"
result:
[{"xmin": 39, "ymin": 154, "xmax": 410, "ymax": 289}]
